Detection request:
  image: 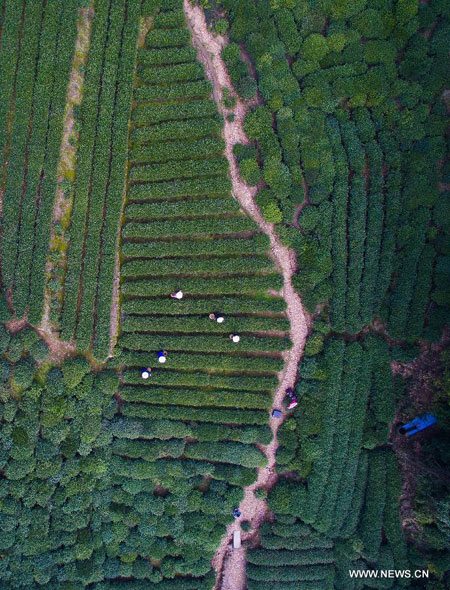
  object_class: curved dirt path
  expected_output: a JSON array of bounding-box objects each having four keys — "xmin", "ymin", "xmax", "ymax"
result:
[{"xmin": 183, "ymin": 2, "xmax": 310, "ymax": 589}]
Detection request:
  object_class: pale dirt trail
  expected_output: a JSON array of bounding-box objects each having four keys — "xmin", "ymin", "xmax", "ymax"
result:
[{"xmin": 184, "ymin": 2, "xmax": 310, "ymax": 589}]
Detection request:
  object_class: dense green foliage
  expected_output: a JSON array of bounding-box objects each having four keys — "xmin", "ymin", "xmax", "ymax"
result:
[
  {"xmin": 1, "ymin": 0, "xmax": 287, "ymax": 586},
  {"xmin": 0, "ymin": 330, "xmax": 245, "ymax": 589},
  {"xmin": 1, "ymin": 0, "xmax": 448, "ymax": 588},
  {"xmin": 0, "ymin": 0, "xmax": 79, "ymax": 322},
  {"xmin": 246, "ymin": 335, "xmax": 414, "ymax": 589},
  {"xmin": 60, "ymin": 0, "xmax": 139, "ymax": 358},
  {"xmin": 220, "ymin": 0, "xmax": 449, "ymax": 341},
  {"xmin": 215, "ymin": 2, "xmax": 449, "ymax": 584}
]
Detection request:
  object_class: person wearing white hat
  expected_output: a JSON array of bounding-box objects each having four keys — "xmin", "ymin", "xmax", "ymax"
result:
[
  {"xmin": 209, "ymin": 312, "xmax": 225, "ymax": 323},
  {"xmin": 170, "ymin": 290, "xmax": 183, "ymax": 300},
  {"xmin": 141, "ymin": 368, "xmax": 152, "ymax": 379},
  {"xmin": 158, "ymin": 350, "xmax": 168, "ymax": 363},
  {"xmin": 229, "ymin": 334, "xmax": 240, "ymax": 343}
]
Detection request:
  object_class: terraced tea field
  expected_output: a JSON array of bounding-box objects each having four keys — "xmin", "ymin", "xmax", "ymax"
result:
[{"xmin": 0, "ymin": 0, "xmax": 448, "ymax": 589}]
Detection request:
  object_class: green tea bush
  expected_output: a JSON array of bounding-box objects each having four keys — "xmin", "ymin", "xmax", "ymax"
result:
[
  {"xmin": 139, "ymin": 61, "xmax": 204, "ymax": 84},
  {"xmin": 121, "ymin": 314, "xmax": 288, "ymax": 334},
  {"xmin": 121, "ymin": 294, "xmax": 284, "ymax": 315},
  {"xmin": 137, "ymin": 46, "xmax": 197, "ymax": 66},
  {"xmin": 145, "ymin": 27, "xmax": 190, "ymax": 48},
  {"xmin": 122, "ymin": 235, "xmax": 269, "ymax": 259},
  {"xmin": 132, "ymin": 99, "xmax": 217, "ymax": 125},
  {"xmin": 130, "ymin": 137, "xmax": 225, "ymax": 164},
  {"xmin": 2, "ymin": 0, "xmax": 78, "ymax": 322}
]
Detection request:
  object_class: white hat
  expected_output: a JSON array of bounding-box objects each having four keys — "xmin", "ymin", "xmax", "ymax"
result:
[
  {"xmin": 216, "ymin": 316, "xmax": 224, "ymax": 323},
  {"xmin": 141, "ymin": 371, "xmax": 149, "ymax": 379},
  {"xmin": 158, "ymin": 355, "xmax": 166, "ymax": 363},
  {"xmin": 175, "ymin": 290, "xmax": 183, "ymax": 299},
  {"xmin": 232, "ymin": 334, "xmax": 240, "ymax": 343}
]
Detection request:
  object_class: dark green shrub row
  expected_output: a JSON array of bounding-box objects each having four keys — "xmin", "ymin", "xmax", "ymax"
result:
[
  {"xmin": 134, "ymin": 79, "xmax": 212, "ymax": 103},
  {"xmin": 152, "ymin": 7, "xmax": 185, "ymax": 29},
  {"xmin": 120, "ymin": 385, "xmax": 271, "ymax": 410},
  {"xmin": 129, "ymin": 157, "xmax": 228, "ymax": 183},
  {"xmin": 112, "ymin": 438, "xmax": 186, "ymax": 461},
  {"xmin": 247, "ymin": 548, "xmax": 333, "ymax": 566},
  {"xmin": 92, "ymin": 0, "xmax": 140, "ymax": 359},
  {"xmin": 328, "ymin": 121, "xmax": 348, "ymax": 332},
  {"xmin": 121, "ymin": 275, "xmax": 283, "ymax": 297},
  {"xmin": 120, "ymin": 331, "xmax": 287, "ymax": 353},
  {"xmin": 221, "ymin": 0, "xmax": 449, "ymax": 344},
  {"xmin": 91, "ymin": 577, "xmax": 213, "ymax": 590},
  {"xmin": 131, "ymin": 116, "xmax": 221, "ymax": 145},
  {"xmin": 344, "ymin": 149, "xmax": 367, "ymax": 334},
  {"xmin": 110, "ymin": 416, "xmax": 193, "ymax": 440},
  {"xmin": 132, "ymin": 99, "xmax": 217, "ymax": 125},
  {"xmin": 60, "ymin": 0, "xmax": 111, "ymax": 341},
  {"xmin": 1, "ymin": 0, "xmax": 78, "ymax": 321},
  {"xmin": 285, "ymin": 339, "xmax": 345, "ymax": 526},
  {"xmin": 358, "ymin": 449, "xmax": 387, "ymax": 563},
  {"xmin": 314, "ymin": 343, "xmax": 364, "ymax": 534},
  {"xmin": 145, "ymin": 27, "xmax": 190, "ymax": 48},
  {"xmin": 384, "ymin": 452, "xmax": 409, "ymax": 571},
  {"xmin": 339, "ymin": 451, "xmax": 369, "ymax": 539},
  {"xmin": 124, "ymin": 196, "xmax": 238, "ymax": 220},
  {"xmin": 12, "ymin": 0, "xmax": 64, "ymax": 317},
  {"xmin": 128, "ymin": 176, "xmax": 231, "ymax": 200},
  {"xmin": 121, "ymin": 402, "xmax": 269, "ymax": 425},
  {"xmin": 122, "ymin": 368, "xmax": 277, "ymax": 392},
  {"xmin": 261, "ymin": 533, "xmax": 333, "ymax": 551},
  {"xmin": 222, "ymin": 43, "xmax": 256, "ymax": 100},
  {"xmin": 121, "ymin": 293, "xmax": 284, "ymax": 315},
  {"xmin": 75, "ymin": 0, "xmax": 127, "ymax": 351},
  {"xmin": 359, "ymin": 141, "xmax": 384, "ymax": 326},
  {"xmin": 111, "ymin": 416, "xmax": 271, "ymax": 445},
  {"xmin": 367, "ymin": 336, "xmax": 395, "ymax": 427},
  {"xmin": 129, "ymin": 137, "xmax": 224, "ymax": 164},
  {"xmin": 247, "ymin": 582, "xmax": 331, "ymax": 590},
  {"xmin": 141, "ymin": 0, "xmax": 181, "ymax": 15},
  {"xmin": 119, "ymin": 350, "xmax": 283, "ymax": 372},
  {"xmin": 121, "ymin": 235, "xmax": 268, "ymax": 259},
  {"xmin": 110, "ymin": 455, "xmax": 215, "ymax": 480},
  {"xmin": 1, "ymin": 1, "xmax": 43, "ymax": 292},
  {"xmin": 246, "ymin": 563, "xmax": 334, "ymax": 582},
  {"xmin": 0, "ymin": 0, "xmax": 22, "ymax": 163},
  {"xmin": 123, "ymin": 216, "xmax": 254, "ymax": 240},
  {"xmin": 138, "ymin": 62, "xmax": 204, "ymax": 85},
  {"xmin": 121, "ymin": 256, "xmax": 276, "ymax": 279},
  {"xmin": 121, "ymin": 314, "xmax": 289, "ymax": 334},
  {"xmin": 405, "ymin": 244, "xmax": 435, "ymax": 342},
  {"xmin": 28, "ymin": 1, "xmax": 79, "ymax": 325},
  {"xmin": 137, "ymin": 46, "xmax": 197, "ymax": 66},
  {"xmin": 328, "ymin": 354, "xmax": 371, "ymax": 538},
  {"xmin": 387, "ymin": 207, "xmax": 430, "ymax": 340},
  {"xmin": 185, "ymin": 441, "xmax": 267, "ymax": 468}
]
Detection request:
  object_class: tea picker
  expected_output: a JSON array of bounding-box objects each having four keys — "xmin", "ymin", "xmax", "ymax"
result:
[
  {"xmin": 209, "ymin": 312, "xmax": 225, "ymax": 324},
  {"xmin": 170, "ymin": 290, "xmax": 183, "ymax": 300},
  {"xmin": 141, "ymin": 368, "xmax": 152, "ymax": 379},
  {"xmin": 285, "ymin": 387, "xmax": 298, "ymax": 409},
  {"xmin": 229, "ymin": 333, "xmax": 240, "ymax": 343},
  {"xmin": 158, "ymin": 350, "xmax": 168, "ymax": 364}
]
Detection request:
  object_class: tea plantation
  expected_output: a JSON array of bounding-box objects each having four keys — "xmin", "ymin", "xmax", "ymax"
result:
[{"xmin": 0, "ymin": 0, "xmax": 448, "ymax": 588}]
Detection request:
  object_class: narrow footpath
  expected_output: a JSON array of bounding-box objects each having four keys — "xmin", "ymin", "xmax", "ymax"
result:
[{"xmin": 183, "ymin": 2, "xmax": 310, "ymax": 589}]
